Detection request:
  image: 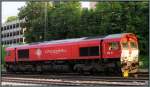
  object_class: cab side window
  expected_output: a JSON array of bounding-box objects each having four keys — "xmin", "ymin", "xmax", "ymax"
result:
[{"xmin": 108, "ymin": 42, "xmax": 119, "ymax": 50}]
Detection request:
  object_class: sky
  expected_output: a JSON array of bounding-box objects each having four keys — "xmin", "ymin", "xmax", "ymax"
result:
[
  {"xmin": 2, "ymin": 2, "xmax": 90, "ymax": 23},
  {"xmin": 2, "ymin": 2, "xmax": 26, "ymax": 23}
]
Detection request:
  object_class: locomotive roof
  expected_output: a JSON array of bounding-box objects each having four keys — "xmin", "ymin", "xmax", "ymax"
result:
[{"xmin": 7, "ymin": 33, "xmax": 131, "ymax": 48}]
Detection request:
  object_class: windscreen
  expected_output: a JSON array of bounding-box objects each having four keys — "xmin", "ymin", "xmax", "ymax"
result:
[{"xmin": 121, "ymin": 42, "xmax": 128, "ymax": 49}]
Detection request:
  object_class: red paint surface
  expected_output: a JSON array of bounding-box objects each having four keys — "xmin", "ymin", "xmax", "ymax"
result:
[{"xmin": 5, "ymin": 33, "xmax": 138, "ymax": 63}]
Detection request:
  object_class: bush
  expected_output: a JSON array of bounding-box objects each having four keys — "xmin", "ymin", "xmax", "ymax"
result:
[
  {"xmin": 139, "ymin": 55, "xmax": 149, "ymax": 69},
  {"xmin": 1, "ymin": 46, "xmax": 6, "ymax": 65}
]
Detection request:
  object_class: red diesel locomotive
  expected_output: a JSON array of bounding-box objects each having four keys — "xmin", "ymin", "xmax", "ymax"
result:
[{"xmin": 4, "ymin": 33, "xmax": 139, "ymax": 75}]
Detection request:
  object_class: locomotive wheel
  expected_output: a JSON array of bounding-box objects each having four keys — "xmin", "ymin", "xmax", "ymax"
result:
[
  {"xmin": 90, "ymin": 68, "xmax": 97, "ymax": 75},
  {"xmin": 6, "ymin": 66, "xmax": 12, "ymax": 73},
  {"xmin": 11, "ymin": 65, "xmax": 18, "ymax": 73},
  {"xmin": 104, "ymin": 67, "xmax": 113, "ymax": 75},
  {"xmin": 114, "ymin": 65, "xmax": 122, "ymax": 75},
  {"xmin": 77, "ymin": 67, "xmax": 83, "ymax": 74},
  {"xmin": 31, "ymin": 66, "xmax": 36, "ymax": 72},
  {"xmin": 36, "ymin": 65, "xmax": 42, "ymax": 73}
]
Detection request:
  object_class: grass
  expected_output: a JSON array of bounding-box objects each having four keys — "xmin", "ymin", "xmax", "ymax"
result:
[{"xmin": 139, "ymin": 55, "xmax": 149, "ymax": 69}]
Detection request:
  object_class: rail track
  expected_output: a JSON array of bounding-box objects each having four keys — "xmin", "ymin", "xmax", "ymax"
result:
[
  {"xmin": 2, "ymin": 69, "xmax": 149, "ymax": 78},
  {"xmin": 2, "ymin": 71, "xmax": 149, "ymax": 86},
  {"xmin": 2, "ymin": 76, "xmax": 148, "ymax": 86}
]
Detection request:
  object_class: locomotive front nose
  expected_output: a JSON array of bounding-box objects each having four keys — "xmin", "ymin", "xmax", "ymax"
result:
[{"xmin": 121, "ymin": 41, "xmax": 139, "ymax": 77}]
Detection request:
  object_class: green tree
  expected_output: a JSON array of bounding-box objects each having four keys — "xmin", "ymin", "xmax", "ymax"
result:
[
  {"xmin": 18, "ymin": 2, "xmax": 52, "ymax": 42},
  {"xmin": 18, "ymin": 1, "xmax": 149, "ymax": 56},
  {"xmin": 48, "ymin": 2, "xmax": 81, "ymax": 40},
  {"xmin": 79, "ymin": 8, "xmax": 102, "ymax": 37},
  {"xmin": 6, "ymin": 16, "xmax": 18, "ymax": 22},
  {"xmin": 96, "ymin": 2, "xmax": 124, "ymax": 34},
  {"xmin": 95, "ymin": 2, "xmax": 149, "ymax": 55},
  {"xmin": 1, "ymin": 46, "xmax": 6, "ymax": 65}
]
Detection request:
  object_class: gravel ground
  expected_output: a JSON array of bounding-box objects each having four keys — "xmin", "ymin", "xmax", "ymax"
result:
[
  {"xmin": 2, "ymin": 85, "xmax": 149, "ymax": 87},
  {"xmin": 2, "ymin": 82, "xmax": 149, "ymax": 87},
  {"xmin": 2, "ymin": 68, "xmax": 149, "ymax": 87}
]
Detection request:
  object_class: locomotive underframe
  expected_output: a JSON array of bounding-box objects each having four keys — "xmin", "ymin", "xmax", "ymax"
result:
[
  {"xmin": 5, "ymin": 58, "xmax": 121, "ymax": 74},
  {"xmin": 121, "ymin": 60, "xmax": 139, "ymax": 74}
]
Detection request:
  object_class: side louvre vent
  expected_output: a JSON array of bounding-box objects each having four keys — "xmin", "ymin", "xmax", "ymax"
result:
[
  {"xmin": 79, "ymin": 46, "xmax": 99, "ymax": 56},
  {"xmin": 18, "ymin": 49, "xmax": 29, "ymax": 58}
]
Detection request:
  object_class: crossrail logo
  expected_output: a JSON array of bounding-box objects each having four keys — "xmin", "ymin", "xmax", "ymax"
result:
[{"xmin": 35, "ymin": 48, "xmax": 42, "ymax": 57}]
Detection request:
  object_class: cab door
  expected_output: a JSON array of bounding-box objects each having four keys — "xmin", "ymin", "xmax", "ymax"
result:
[{"xmin": 102, "ymin": 40, "xmax": 120, "ymax": 58}]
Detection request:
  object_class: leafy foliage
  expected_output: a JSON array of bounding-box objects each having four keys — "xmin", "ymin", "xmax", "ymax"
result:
[
  {"xmin": 18, "ymin": 2, "xmax": 53, "ymax": 42},
  {"xmin": 18, "ymin": 1, "xmax": 149, "ymax": 56},
  {"xmin": 1, "ymin": 46, "xmax": 6, "ymax": 65},
  {"xmin": 48, "ymin": 2, "xmax": 81, "ymax": 40},
  {"xmin": 6, "ymin": 16, "xmax": 18, "ymax": 22}
]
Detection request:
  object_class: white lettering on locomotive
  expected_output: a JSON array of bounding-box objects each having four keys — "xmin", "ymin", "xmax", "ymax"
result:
[{"xmin": 45, "ymin": 49, "xmax": 67, "ymax": 54}]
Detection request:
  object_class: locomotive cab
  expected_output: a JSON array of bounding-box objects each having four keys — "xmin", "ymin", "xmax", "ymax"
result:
[{"xmin": 120, "ymin": 33, "xmax": 139, "ymax": 75}]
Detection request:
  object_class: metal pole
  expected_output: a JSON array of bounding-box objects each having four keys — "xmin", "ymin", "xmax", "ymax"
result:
[
  {"xmin": 44, "ymin": 2, "xmax": 48, "ymax": 41},
  {"xmin": 0, "ymin": 1, "xmax": 2, "ymax": 80}
]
